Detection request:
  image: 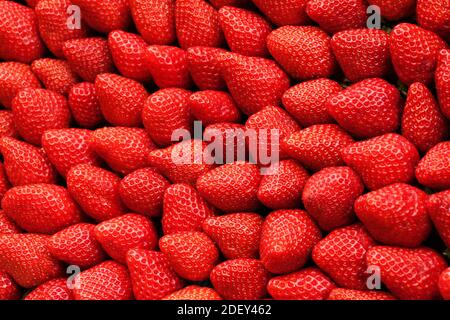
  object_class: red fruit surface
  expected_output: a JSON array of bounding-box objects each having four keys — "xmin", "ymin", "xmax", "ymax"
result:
[
  {"xmin": 31, "ymin": 59, "xmax": 79, "ymax": 96},
  {"xmin": 0, "ymin": 164, "xmax": 11, "ymax": 204},
  {"xmin": 187, "ymin": 46, "xmax": 226, "ymax": 90},
  {"xmin": 251, "ymin": 0, "xmax": 310, "ymax": 26},
  {"xmin": 0, "ymin": 270, "xmax": 20, "ymax": 300},
  {"xmin": 328, "ymin": 288, "xmax": 396, "ymax": 300},
  {"xmin": 417, "ymin": 0, "xmax": 449, "ymax": 41},
  {"xmin": 427, "ymin": 190, "xmax": 450, "ymax": 249},
  {"xmin": 25, "ymin": 278, "xmax": 73, "ymax": 300},
  {"xmin": 0, "ymin": 111, "xmax": 17, "ymax": 139},
  {"xmin": 439, "ymin": 268, "xmax": 450, "ymax": 300},
  {"xmin": 0, "ymin": 210, "xmax": 21, "ymax": 235},
  {"xmin": 68, "ymin": 82, "xmax": 104, "ymax": 128},
  {"xmin": 366, "ymin": 0, "xmax": 415, "ymax": 21},
  {"xmin": 436, "ymin": 49, "xmax": 450, "ymax": 119},
  {"xmin": 163, "ymin": 285, "xmax": 222, "ymax": 300},
  {"xmin": 415, "ymin": 141, "xmax": 450, "ymax": 190}
]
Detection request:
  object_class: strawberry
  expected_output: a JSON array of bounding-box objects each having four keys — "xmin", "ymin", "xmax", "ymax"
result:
[
  {"xmin": 129, "ymin": 0, "xmax": 175, "ymax": 45},
  {"xmin": 302, "ymin": 166, "xmax": 364, "ymax": 231},
  {"xmin": 187, "ymin": 46, "xmax": 226, "ymax": 90},
  {"xmin": 415, "ymin": 142, "xmax": 450, "ymax": 190},
  {"xmin": 119, "ymin": 168, "xmax": 170, "ymax": 217},
  {"xmin": 0, "ymin": 234, "xmax": 63, "ymax": 288},
  {"xmin": 326, "ymin": 78, "xmax": 401, "ymax": 138},
  {"xmin": 417, "ymin": 0, "xmax": 449, "ymax": 41},
  {"xmin": 68, "ymin": 82, "xmax": 104, "ymax": 128},
  {"xmin": 203, "ymin": 122, "xmax": 247, "ymax": 164},
  {"xmin": 0, "ymin": 137, "xmax": 56, "ymax": 187},
  {"xmin": 95, "ymin": 214, "xmax": 158, "ymax": 264},
  {"xmin": 197, "ymin": 162, "xmax": 262, "ymax": 212},
  {"xmin": 71, "ymin": 0, "xmax": 131, "ymax": 33},
  {"xmin": 389, "ymin": 23, "xmax": 447, "ymax": 86},
  {"xmin": 73, "ymin": 261, "xmax": 133, "ymax": 300},
  {"xmin": 366, "ymin": 246, "xmax": 447, "ymax": 300},
  {"xmin": 0, "ymin": 111, "xmax": 17, "ymax": 139},
  {"xmin": 48, "ymin": 223, "xmax": 106, "ymax": 269},
  {"xmin": 251, "ymin": 0, "xmax": 309, "ymax": 26},
  {"xmin": 219, "ymin": 53, "xmax": 290, "ymax": 115},
  {"xmin": 0, "ymin": 270, "xmax": 20, "ymax": 300},
  {"xmin": 0, "ymin": 62, "xmax": 41, "ymax": 109},
  {"xmin": 210, "ymin": 259, "xmax": 269, "ymax": 300},
  {"xmin": 281, "ymin": 124, "xmax": 355, "ymax": 171},
  {"xmin": 0, "ymin": 1, "xmax": 45, "ymax": 63},
  {"xmin": 189, "ymin": 90, "xmax": 241, "ymax": 125},
  {"xmin": 31, "ymin": 59, "xmax": 79, "ymax": 96},
  {"xmin": 436, "ymin": 49, "xmax": 450, "ymax": 120},
  {"xmin": 257, "ymin": 159, "xmax": 309, "ymax": 209},
  {"xmin": 355, "ymin": 183, "xmax": 431, "ymax": 247},
  {"xmin": 42, "ymin": 128, "xmax": 101, "ymax": 177},
  {"xmin": 95, "ymin": 73, "xmax": 148, "ymax": 127},
  {"xmin": 366, "ymin": 0, "xmax": 415, "ymax": 21},
  {"xmin": 163, "ymin": 285, "xmax": 222, "ymax": 300},
  {"xmin": 145, "ymin": 46, "xmax": 192, "ymax": 89},
  {"xmin": 328, "ymin": 288, "xmax": 396, "ymax": 300},
  {"xmin": 35, "ymin": 0, "xmax": 87, "ymax": 58},
  {"xmin": 175, "ymin": 0, "xmax": 224, "ymax": 49},
  {"xmin": 427, "ymin": 191, "xmax": 450, "ymax": 249},
  {"xmin": 143, "ymin": 88, "xmax": 192, "ymax": 147},
  {"xmin": 342, "ymin": 134, "xmax": 420, "ymax": 191},
  {"xmin": 401, "ymin": 82, "xmax": 448, "ymax": 152},
  {"xmin": 0, "ymin": 210, "xmax": 21, "ymax": 235},
  {"xmin": 126, "ymin": 249, "xmax": 184, "ymax": 300},
  {"xmin": 218, "ymin": 6, "xmax": 272, "ymax": 57},
  {"xmin": 63, "ymin": 38, "xmax": 114, "ymax": 82},
  {"xmin": 313, "ymin": 224, "xmax": 375, "ymax": 290},
  {"xmin": 12, "ymin": 88, "xmax": 71, "ymax": 146},
  {"xmin": 163, "ymin": 183, "xmax": 215, "ymax": 235},
  {"xmin": 66, "ymin": 164, "xmax": 126, "ymax": 221},
  {"xmin": 268, "ymin": 268, "xmax": 336, "ymax": 300},
  {"xmin": 439, "ymin": 268, "xmax": 450, "ymax": 300},
  {"xmin": 202, "ymin": 213, "xmax": 263, "ymax": 259},
  {"xmin": 282, "ymin": 78, "xmax": 341, "ymax": 127},
  {"xmin": 0, "ymin": 165, "xmax": 11, "ymax": 204},
  {"xmin": 108, "ymin": 31, "xmax": 152, "ymax": 82},
  {"xmin": 25, "ymin": 0, "xmax": 41, "ymax": 7},
  {"xmin": 306, "ymin": 0, "xmax": 367, "ymax": 34},
  {"xmin": 260, "ymin": 209, "xmax": 322, "ymax": 274},
  {"xmin": 331, "ymin": 29, "xmax": 391, "ymax": 82},
  {"xmin": 25, "ymin": 278, "xmax": 73, "ymax": 300}
]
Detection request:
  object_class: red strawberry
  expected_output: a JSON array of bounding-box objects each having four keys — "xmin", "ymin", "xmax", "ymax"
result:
[
  {"xmin": 415, "ymin": 142, "xmax": 450, "ymax": 190},
  {"xmin": 189, "ymin": 90, "xmax": 241, "ymax": 125},
  {"xmin": 202, "ymin": 213, "xmax": 263, "ymax": 259},
  {"xmin": 25, "ymin": 0, "xmax": 41, "ymax": 7},
  {"xmin": 42, "ymin": 129, "xmax": 101, "ymax": 177},
  {"xmin": 175, "ymin": 0, "xmax": 223, "ymax": 49},
  {"xmin": 31, "ymin": 59, "xmax": 79, "ymax": 96},
  {"xmin": 35, "ymin": 0, "xmax": 87, "ymax": 58},
  {"xmin": 163, "ymin": 285, "xmax": 222, "ymax": 300},
  {"xmin": 95, "ymin": 214, "xmax": 158, "ymax": 264},
  {"xmin": 326, "ymin": 78, "xmax": 401, "ymax": 138},
  {"xmin": 219, "ymin": 6, "xmax": 272, "ymax": 57},
  {"xmin": 0, "ymin": 165, "xmax": 11, "ymax": 205},
  {"xmin": 342, "ymin": 134, "xmax": 420, "ymax": 190},
  {"xmin": 366, "ymin": 246, "xmax": 447, "ymax": 300},
  {"xmin": 260, "ymin": 210, "xmax": 321, "ymax": 274},
  {"xmin": 251, "ymin": 0, "xmax": 309, "ymax": 26},
  {"xmin": 389, "ymin": 23, "xmax": 447, "ymax": 86},
  {"xmin": 48, "ymin": 223, "xmax": 106, "ymax": 269},
  {"xmin": 366, "ymin": 0, "xmax": 415, "ymax": 21},
  {"xmin": 71, "ymin": 0, "xmax": 131, "ymax": 33},
  {"xmin": 267, "ymin": 26, "xmax": 336, "ymax": 80},
  {"xmin": 145, "ymin": 46, "xmax": 192, "ymax": 89},
  {"xmin": 0, "ymin": 1, "xmax": 45, "ymax": 63},
  {"xmin": 129, "ymin": 0, "xmax": 175, "ymax": 45},
  {"xmin": 0, "ymin": 270, "xmax": 20, "ymax": 300},
  {"xmin": 197, "ymin": 162, "xmax": 261, "ymax": 212},
  {"xmin": 0, "ymin": 210, "xmax": 21, "ymax": 235},
  {"xmin": 303, "ymin": 166, "xmax": 364, "ymax": 231},
  {"xmin": 63, "ymin": 38, "xmax": 114, "ymax": 82},
  {"xmin": 257, "ymin": 159, "xmax": 309, "ymax": 209},
  {"xmin": 439, "ymin": 268, "xmax": 450, "ymax": 300},
  {"xmin": 187, "ymin": 46, "xmax": 226, "ymax": 90},
  {"xmin": 0, "ymin": 62, "xmax": 41, "ymax": 109},
  {"xmin": 210, "ymin": 259, "xmax": 269, "ymax": 300},
  {"xmin": 268, "ymin": 268, "xmax": 335, "ymax": 300},
  {"xmin": 417, "ymin": 0, "xmax": 449, "ymax": 41},
  {"xmin": 108, "ymin": 31, "xmax": 152, "ymax": 82},
  {"xmin": 401, "ymin": 82, "xmax": 448, "ymax": 152},
  {"xmin": 0, "ymin": 137, "xmax": 56, "ymax": 187},
  {"xmin": 163, "ymin": 183, "xmax": 215, "ymax": 235},
  {"xmin": 119, "ymin": 168, "xmax": 170, "ymax": 217},
  {"xmin": 436, "ymin": 49, "xmax": 450, "ymax": 120},
  {"xmin": 313, "ymin": 224, "xmax": 375, "ymax": 290},
  {"xmin": 67, "ymin": 164, "xmax": 126, "ymax": 221},
  {"xmin": 331, "ymin": 29, "xmax": 391, "ymax": 82},
  {"xmin": 126, "ymin": 249, "xmax": 184, "ymax": 300},
  {"xmin": 282, "ymin": 78, "xmax": 341, "ymax": 127},
  {"xmin": 355, "ymin": 183, "xmax": 431, "ymax": 247},
  {"xmin": 328, "ymin": 288, "xmax": 396, "ymax": 300},
  {"xmin": 143, "ymin": 88, "xmax": 192, "ymax": 147},
  {"xmin": 219, "ymin": 53, "xmax": 290, "ymax": 115},
  {"xmin": 306, "ymin": 0, "xmax": 367, "ymax": 34},
  {"xmin": 12, "ymin": 88, "xmax": 71, "ymax": 146},
  {"xmin": 68, "ymin": 82, "xmax": 104, "ymax": 128},
  {"xmin": 203, "ymin": 122, "xmax": 247, "ymax": 164},
  {"xmin": 95, "ymin": 73, "xmax": 148, "ymax": 127},
  {"xmin": 0, "ymin": 111, "xmax": 17, "ymax": 139},
  {"xmin": 25, "ymin": 278, "xmax": 73, "ymax": 300},
  {"xmin": 0, "ymin": 234, "xmax": 63, "ymax": 288},
  {"xmin": 281, "ymin": 124, "xmax": 355, "ymax": 171},
  {"xmin": 427, "ymin": 190, "xmax": 450, "ymax": 249},
  {"xmin": 73, "ymin": 261, "xmax": 133, "ymax": 300}
]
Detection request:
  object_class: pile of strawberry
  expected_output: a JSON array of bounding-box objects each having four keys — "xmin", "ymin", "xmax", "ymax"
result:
[{"xmin": 0, "ymin": 0, "xmax": 449, "ymax": 301}]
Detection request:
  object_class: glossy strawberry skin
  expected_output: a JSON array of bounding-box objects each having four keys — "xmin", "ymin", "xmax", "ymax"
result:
[
  {"xmin": 417, "ymin": 0, "xmax": 449, "ymax": 41},
  {"xmin": 439, "ymin": 268, "xmax": 450, "ymax": 300},
  {"xmin": 251, "ymin": 0, "xmax": 310, "ymax": 26},
  {"xmin": 25, "ymin": 278, "xmax": 74, "ymax": 301},
  {"xmin": 436, "ymin": 49, "xmax": 450, "ymax": 120},
  {"xmin": 415, "ymin": 142, "xmax": 450, "ymax": 190},
  {"xmin": 427, "ymin": 190, "xmax": 450, "ymax": 249},
  {"xmin": 260, "ymin": 210, "xmax": 322, "ymax": 274},
  {"xmin": 0, "ymin": 111, "xmax": 17, "ymax": 139},
  {"xmin": 31, "ymin": 59, "xmax": 79, "ymax": 96},
  {"xmin": 163, "ymin": 285, "xmax": 222, "ymax": 300},
  {"xmin": 68, "ymin": 82, "xmax": 104, "ymax": 128},
  {"xmin": 366, "ymin": 0, "xmax": 415, "ymax": 21},
  {"xmin": 0, "ymin": 210, "xmax": 21, "ymax": 235},
  {"xmin": 328, "ymin": 288, "xmax": 396, "ymax": 300},
  {"xmin": 187, "ymin": 46, "xmax": 226, "ymax": 90},
  {"xmin": 0, "ymin": 270, "xmax": 20, "ymax": 300}
]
